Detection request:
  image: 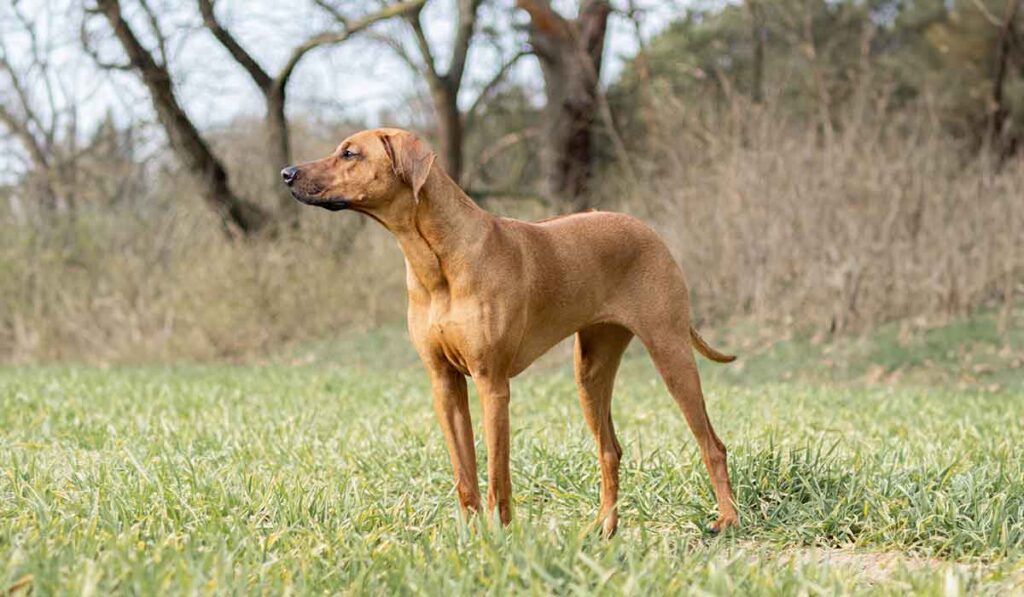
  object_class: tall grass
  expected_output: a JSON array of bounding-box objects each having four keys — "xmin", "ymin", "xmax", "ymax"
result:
[
  {"xmin": 1, "ymin": 101, "xmax": 1021, "ymax": 363},
  {"xmin": 0, "ymin": 207, "xmax": 407, "ymax": 363},
  {"xmin": 599, "ymin": 94, "xmax": 1024, "ymax": 334}
]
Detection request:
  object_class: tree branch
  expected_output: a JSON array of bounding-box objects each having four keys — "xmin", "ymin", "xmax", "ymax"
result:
[
  {"xmin": 463, "ymin": 126, "xmax": 538, "ymax": 187},
  {"xmin": 407, "ymin": 10, "xmax": 441, "ymax": 82},
  {"xmin": 137, "ymin": 0, "xmax": 169, "ymax": 66},
  {"xmin": 197, "ymin": 0, "xmax": 273, "ymax": 92},
  {"xmin": 80, "ymin": 16, "xmax": 134, "ymax": 71},
  {"xmin": 971, "ymin": 0, "xmax": 1005, "ymax": 27},
  {"xmin": 278, "ymin": 0, "xmax": 426, "ymax": 89},
  {"xmin": 311, "ymin": 0, "xmax": 350, "ymax": 26},
  {"xmin": 464, "ymin": 50, "xmax": 529, "ymax": 131},
  {"xmin": 0, "ymin": 102, "xmax": 50, "ymax": 170},
  {"xmin": 516, "ymin": 0, "xmax": 568, "ymax": 38},
  {"xmin": 9, "ymin": 1, "xmax": 61, "ymax": 145},
  {"xmin": 448, "ymin": 0, "xmax": 482, "ymax": 86},
  {"xmin": 367, "ymin": 30, "xmax": 424, "ymax": 74},
  {"xmin": 0, "ymin": 56, "xmax": 46, "ymax": 141}
]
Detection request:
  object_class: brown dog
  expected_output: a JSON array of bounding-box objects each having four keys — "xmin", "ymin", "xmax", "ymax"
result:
[{"xmin": 282, "ymin": 128, "xmax": 738, "ymax": 535}]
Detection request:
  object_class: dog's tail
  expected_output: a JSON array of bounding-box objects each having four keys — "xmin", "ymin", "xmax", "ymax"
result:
[{"xmin": 689, "ymin": 327, "xmax": 737, "ymax": 363}]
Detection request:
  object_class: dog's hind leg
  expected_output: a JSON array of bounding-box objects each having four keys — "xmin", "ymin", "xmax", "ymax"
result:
[
  {"xmin": 574, "ymin": 323, "xmax": 634, "ymax": 537},
  {"xmin": 640, "ymin": 321, "xmax": 738, "ymax": 533}
]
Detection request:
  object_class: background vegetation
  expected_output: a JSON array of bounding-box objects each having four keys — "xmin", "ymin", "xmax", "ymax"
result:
[{"xmin": 1, "ymin": 0, "xmax": 1022, "ymax": 363}]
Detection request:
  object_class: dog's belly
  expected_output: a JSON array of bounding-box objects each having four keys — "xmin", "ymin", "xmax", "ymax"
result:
[
  {"xmin": 508, "ymin": 329, "xmax": 571, "ymax": 377},
  {"xmin": 508, "ymin": 309, "xmax": 601, "ymax": 377}
]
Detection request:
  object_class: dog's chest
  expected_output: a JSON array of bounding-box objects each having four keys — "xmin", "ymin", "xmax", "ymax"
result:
[
  {"xmin": 429, "ymin": 319, "xmax": 472, "ymax": 375},
  {"xmin": 412, "ymin": 289, "xmax": 512, "ymax": 376},
  {"xmin": 421, "ymin": 300, "xmax": 474, "ymax": 375}
]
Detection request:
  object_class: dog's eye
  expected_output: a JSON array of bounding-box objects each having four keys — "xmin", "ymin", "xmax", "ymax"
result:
[{"xmin": 341, "ymin": 148, "xmax": 358, "ymax": 160}]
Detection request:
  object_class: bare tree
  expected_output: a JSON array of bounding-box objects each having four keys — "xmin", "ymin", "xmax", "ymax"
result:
[
  {"xmin": 0, "ymin": 2, "xmax": 80, "ymax": 214},
  {"xmin": 368, "ymin": 0, "xmax": 530, "ymax": 185},
  {"xmin": 198, "ymin": 0, "xmax": 424, "ymax": 223},
  {"xmin": 517, "ymin": 0, "xmax": 611, "ymax": 211},
  {"xmin": 86, "ymin": 0, "xmax": 270, "ymax": 237},
  {"xmin": 370, "ymin": 0, "xmax": 481, "ymax": 183}
]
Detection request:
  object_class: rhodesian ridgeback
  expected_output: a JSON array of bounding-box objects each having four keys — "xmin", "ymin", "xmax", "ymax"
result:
[{"xmin": 282, "ymin": 128, "xmax": 738, "ymax": 535}]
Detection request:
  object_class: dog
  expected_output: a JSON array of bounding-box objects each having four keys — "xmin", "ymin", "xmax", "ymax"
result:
[{"xmin": 282, "ymin": 128, "xmax": 738, "ymax": 535}]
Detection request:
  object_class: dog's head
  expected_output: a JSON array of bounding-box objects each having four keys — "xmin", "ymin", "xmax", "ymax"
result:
[{"xmin": 281, "ymin": 128, "xmax": 436, "ymax": 213}]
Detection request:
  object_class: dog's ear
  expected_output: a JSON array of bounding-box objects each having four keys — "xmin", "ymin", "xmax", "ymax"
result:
[{"xmin": 379, "ymin": 131, "xmax": 435, "ymax": 203}]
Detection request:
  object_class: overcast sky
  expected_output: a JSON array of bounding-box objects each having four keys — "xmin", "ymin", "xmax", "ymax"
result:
[{"xmin": 0, "ymin": 0, "xmax": 728, "ymax": 178}]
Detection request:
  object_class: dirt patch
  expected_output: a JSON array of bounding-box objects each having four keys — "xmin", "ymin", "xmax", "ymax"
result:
[
  {"xmin": 737, "ymin": 542, "xmax": 975, "ymax": 584},
  {"xmin": 781, "ymin": 547, "xmax": 951, "ymax": 583},
  {"xmin": 750, "ymin": 545, "xmax": 1022, "ymax": 592}
]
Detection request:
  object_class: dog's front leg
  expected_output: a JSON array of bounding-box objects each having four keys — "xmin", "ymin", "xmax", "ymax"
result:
[
  {"xmin": 474, "ymin": 374, "xmax": 512, "ymax": 526},
  {"xmin": 428, "ymin": 364, "xmax": 481, "ymax": 517}
]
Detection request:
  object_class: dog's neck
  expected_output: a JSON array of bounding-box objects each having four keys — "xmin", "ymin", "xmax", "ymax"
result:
[{"xmin": 386, "ymin": 168, "xmax": 492, "ymax": 294}]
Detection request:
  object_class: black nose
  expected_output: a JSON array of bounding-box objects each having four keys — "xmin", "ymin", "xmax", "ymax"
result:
[{"xmin": 281, "ymin": 166, "xmax": 298, "ymax": 185}]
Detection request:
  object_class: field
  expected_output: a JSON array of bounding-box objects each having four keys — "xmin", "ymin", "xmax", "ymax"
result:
[{"xmin": 2, "ymin": 314, "xmax": 1023, "ymax": 595}]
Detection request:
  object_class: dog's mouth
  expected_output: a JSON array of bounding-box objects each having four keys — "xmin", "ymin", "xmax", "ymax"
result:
[{"xmin": 290, "ymin": 188, "xmax": 351, "ymax": 212}]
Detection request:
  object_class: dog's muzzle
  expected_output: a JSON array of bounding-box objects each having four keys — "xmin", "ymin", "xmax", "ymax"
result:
[
  {"xmin": 302, "ymin": 195, "xmax": 351, "ymax": 211},
  {"xmin": 281, "ymin": 166, "xmax": 350, "ymax": 211}
]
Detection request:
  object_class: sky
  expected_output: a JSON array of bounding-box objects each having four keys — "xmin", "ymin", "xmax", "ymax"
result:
[{"xmin": 0, "ymin": 0, "xmax": 729, "ymax": 179}]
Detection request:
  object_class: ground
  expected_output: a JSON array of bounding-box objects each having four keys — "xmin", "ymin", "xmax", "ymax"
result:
[{"xmin": 1, "ymin": 312, "xmax": 1022, "ymax": 595}]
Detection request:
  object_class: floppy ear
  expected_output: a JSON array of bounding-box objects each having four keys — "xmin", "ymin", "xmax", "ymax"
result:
[{"xmin": 379, "ymin": 131, "xmax": 436, "ymax": 203}]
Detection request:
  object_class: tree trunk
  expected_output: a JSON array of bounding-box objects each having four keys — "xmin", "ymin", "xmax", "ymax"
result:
[
  {"xmin": 520, "ymin": 0, "xmax": 611, "ymax": 212},
  {"xmin": 402, "ymin": 0, "xmax": 478, "ymax": 185},
  {"xmin": 96, "ymin": 0, "xmax": 269, "ymax": 237},
  {"xmin": 988, "ymin": 0, "xmax": 1021, "ymax": 161},
  {"xmin": 431, "ymin": 81, "xmax": 464, "ymax": 182},
  {"xmin": 266, "ymin": 85, "xmax": 300, "ymax": 225},
  {"xmin": 801, "ymin": 3, "xmax": 834, "ymax": 145},
  {"xmin": 746, "ymin": 0, "xmax": 766, "ymax": 104}
]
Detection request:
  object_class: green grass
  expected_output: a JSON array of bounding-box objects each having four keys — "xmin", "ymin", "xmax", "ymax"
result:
[
  {"xmin": 703, "ymin": 308, "xmax": 1024, "ymax": 391},
  {"xmin": 2, "ymin": 315, "xmax": 1024, "ymax": 594}
]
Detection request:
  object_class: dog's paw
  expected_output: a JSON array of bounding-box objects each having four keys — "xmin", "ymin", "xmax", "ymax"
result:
[
  {"xmin": 584, "ymin": 512, "xmax": 618, "ymax": 540},
  {"xmin": 707, "ymin": 514, "xmax": 739, "ymax": 535},
  {"xmin": 601, "ymin": 515, "xmax": 618, "ymax": 539}
]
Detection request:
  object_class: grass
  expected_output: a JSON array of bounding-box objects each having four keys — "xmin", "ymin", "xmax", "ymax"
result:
[{"xmin": 2, "ymin": 315, "xmax": 1023, "ymax": 594}]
